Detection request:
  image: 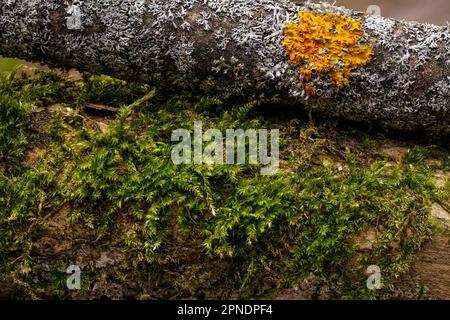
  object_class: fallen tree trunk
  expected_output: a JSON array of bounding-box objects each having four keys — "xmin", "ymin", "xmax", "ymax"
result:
[{"xmin": 0, "ymin": 0, "xmax": 448, "ymax": 134}]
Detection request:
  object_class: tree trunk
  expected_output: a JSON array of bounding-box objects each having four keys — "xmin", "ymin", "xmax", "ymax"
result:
[{"xmin": 0, "ymin": 0, "xmax": 448, "ymax": 134}]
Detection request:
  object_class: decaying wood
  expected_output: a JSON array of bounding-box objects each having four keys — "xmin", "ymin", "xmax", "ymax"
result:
[
  {"xmin": 0, "ymin": 0, "xmax": 448, "ymax": 134},
  {"xmin": 85, "ymin": 103, "xmax": 120, "ymax": 114}
]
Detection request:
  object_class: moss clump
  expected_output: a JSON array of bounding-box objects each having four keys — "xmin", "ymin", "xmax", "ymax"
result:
[{"xmin": 0, "ymin": 69, "xmax": 449, "ymax": 299}]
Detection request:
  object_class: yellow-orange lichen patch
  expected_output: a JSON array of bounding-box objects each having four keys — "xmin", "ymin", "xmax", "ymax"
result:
[{"xmin": 282, "ymin": 12, "xmax": 373, "ymax": 95}]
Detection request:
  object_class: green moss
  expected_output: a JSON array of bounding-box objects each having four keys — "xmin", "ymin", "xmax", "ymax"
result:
[
  {"xmin": 0, "ymin": 69, "xmax": 449, "ymax": 299},
  {"xmin": 75, "ymin": 75, "xmax": 150, "ymax": 107},
  {"xmin": 0, "ymin": 58, "xmax": 21, "ymax": 73}
]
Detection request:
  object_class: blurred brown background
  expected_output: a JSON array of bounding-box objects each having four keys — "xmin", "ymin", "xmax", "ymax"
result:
[{"xmin": 322, "ymin": 0, "xmax": 449, "ymax": 25}]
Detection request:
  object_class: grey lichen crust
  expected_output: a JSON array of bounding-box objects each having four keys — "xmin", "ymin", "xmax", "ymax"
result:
[{"xmin": 0, "ymin": 0, "xmax": 448, "ymax": 133}]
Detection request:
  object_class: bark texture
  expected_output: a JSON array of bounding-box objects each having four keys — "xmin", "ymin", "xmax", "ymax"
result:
[{"xmin": 0, "ymin": 0, "xmax": 449, "ymax": 134}]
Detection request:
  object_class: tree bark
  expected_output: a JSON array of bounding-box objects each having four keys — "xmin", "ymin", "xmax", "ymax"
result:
[{"xmin": 0, "ymin": 0, "xmax": 448, "ymax": 134}]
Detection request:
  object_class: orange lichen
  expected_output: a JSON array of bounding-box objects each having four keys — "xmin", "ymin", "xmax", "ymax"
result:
[{"xmin": 282, "ymin": 12, "xmax": 373, "ymax": 95}]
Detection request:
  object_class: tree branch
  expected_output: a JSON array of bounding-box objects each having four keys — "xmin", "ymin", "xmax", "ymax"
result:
[{"xmin": 0, "ymin": 0, "xmax": 448, "ymax": 133}]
